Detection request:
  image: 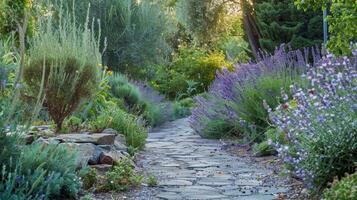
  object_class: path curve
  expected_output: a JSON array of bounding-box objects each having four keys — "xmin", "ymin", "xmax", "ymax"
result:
[{"xmin": 131, "ymin": 118, "xmax": 291, "ymax": 200}]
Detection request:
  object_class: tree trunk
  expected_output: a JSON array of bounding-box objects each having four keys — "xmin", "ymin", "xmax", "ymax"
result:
[{"xmin": 241, "ymin": 0, "xmax": 261, "ymax": 59}]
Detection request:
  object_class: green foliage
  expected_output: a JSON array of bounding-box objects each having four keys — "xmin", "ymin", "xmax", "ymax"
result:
[
  {"xmin": 173, "ymin": 98, "xmax": 194, "ymax": 119},
  {"xmin": 109, "ymin": 74, "xmax": 145, "ymax": 112},
  {"xmin": 23, "ymin": 10, "xmax": 101, "ymax": 131},
  {"xmin": 216, "ymin": 36, "xmax": 250, "ymax": 63},
  {"xmin": 80, "ymin": 194, "xmax": 95, "ymax": 200},
  {"xmin": 0, "ymin": 0, "xmax": 34, "ymax": 39},
  {"xmin": 79, "ymin": 167, "xmax": 97, "ymax": 190},
  {"xmin": 176, "ymin": 0, "xmax": 231, "ymax": 45},
  {"xmin": 110, "ymin": 108, "xmax": 147, "ymax": 150},
  {"xmin": 294, "ymin": 0, "xmax": 357, "ymax": 55},
  {"xmin": 62, "ymin": 116, "xmax": 82, "ymax": 133},
  {"xmin": 101, "ymin": 158, "xmax": 143, "ymax": 192},
  {"xmin": 252, "ymin": 141, "xmax": 275, "ymax": 157},
  {"xmin": 53, "ymin": 0, "xmax": 173, "ymax": 72},
  {"xmin": 231, "ymin": 73, "xmax": 297, "ymax": 142},
  {"xmin": 153, "ymin": 47, "xmax": 231, "ymax": 99},
  {"xmin": 0, "ymin": 143, "xmax": 80, "ymax": 199},
  {"xmin": 146, "ymin": 174, "xmax": 158, "ymax": 187},
  {"xmin": 88, "ymin": 113, "xmax": 113, "ymax": 133},
  {"xmin": 109, "ymin": 73, "xmax": 173, "ymax": 127},
  {"xmin": 255, "ymin": 0, "xmax": 323, "ymax": 52},
  {"xmin": 202, "ymin": 119, "xmax": 235, "ymax": 139},
  {"xmin": 323, "ymin": 171, "xmax": 357, "ymax": 200}
]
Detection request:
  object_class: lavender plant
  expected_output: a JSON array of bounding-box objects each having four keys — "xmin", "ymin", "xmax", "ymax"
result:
[
  {"xmin": 190, "ymin": 45, "xmax": 316, "ymax": 139},
  {"xmin": 267, "ymin": 50, "xmax": 357, "ymax": 192}
]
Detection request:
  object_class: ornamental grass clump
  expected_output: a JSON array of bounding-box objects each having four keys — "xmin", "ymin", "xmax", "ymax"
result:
[
  {"xmin": 267, "ymin": 51, "xmax": 357, "ymax": 193},
  {"xmin": 23, "ymin": 10, "xmax": 101, "ymax": 131},
  {"xmin": 190, "ymin": 45, "xmax": 315, "ymax": 139}
]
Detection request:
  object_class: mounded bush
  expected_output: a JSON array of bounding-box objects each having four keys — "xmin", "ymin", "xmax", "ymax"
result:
[
  {"xmin": 0, "ymin": 143, "xmax": 80, "ymax": 199},
  {"xmin": 190, "ymin": 46, "xmax": 309, "ymax": 140},
  {"xmin": 268, "ymin": 54, "xmax": 357, "ymax": 193},
  {"xmin": 153, "ymin": 47, "xmax": 231, "ymax": 99},
  {"xmin": 323, "ymin": 171, "xmax": 357, "ymax": 200},
  {"xmin": 23, "ymin": 12, "xmax": 100, "ymax": 131},
  {"xmin": 110, "ymin": 108, "xmax": 147, "ymax": 150}
]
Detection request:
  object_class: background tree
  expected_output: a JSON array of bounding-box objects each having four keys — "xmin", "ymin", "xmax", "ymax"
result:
[
  {"xmin": 294, "ymin": 0, "xmax": 357, "ymax": 55},
  {"xmin": 255, "ymin": 0, "xmax": 323, "ymax": 52}
]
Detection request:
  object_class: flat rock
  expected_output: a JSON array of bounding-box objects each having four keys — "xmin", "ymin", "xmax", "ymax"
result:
[
  {"xmin": 60, "ymin": 143, "xmax": 102, "ymax": 166},
  {"xmin": 159, "ymin": 179, "xmax": 193, "ymax": 186},
  {"xmin": 56, "ymin": 133, "xmax": 115, "ymax": 145}
]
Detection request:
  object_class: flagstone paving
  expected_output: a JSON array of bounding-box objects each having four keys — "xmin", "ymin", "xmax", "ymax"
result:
[{"xmin": 130, "ymin": 118, "xmax": 291, "ymax": 200}]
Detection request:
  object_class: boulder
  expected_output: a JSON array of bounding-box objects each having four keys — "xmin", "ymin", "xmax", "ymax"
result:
[
  {"xmin": 102, "ymin": 128, "xmax": 118, "ymax": 135},
  {"xmin": 56, "ymin": 133, "xmax": 115, "ymax": 145},
  {"xmin": 114, "ymin": 134, "xmax": 127, "ymax": 151},
  {"xmin": 59, "ymin": 143, "xmax": 102, "ymax": 166},
  {"xmin": 24, "ymin": 135, "xmax": 35, "ymax": 144},
  {"xmin": 34, "ymin": 137, "xmax": 60, "ymax": 146},
  {"xmin": 99, "ymin": 150, "xmax": 126, "ymax": 165}
]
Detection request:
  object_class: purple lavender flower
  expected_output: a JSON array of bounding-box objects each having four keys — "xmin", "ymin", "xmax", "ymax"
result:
[
  {"xmin": 190, "ymin": 45, "xmax": 313, "ymax": 137},
  {"xmin": 267, "ymin": 49, "xmax": 357, "ymax": 190}
]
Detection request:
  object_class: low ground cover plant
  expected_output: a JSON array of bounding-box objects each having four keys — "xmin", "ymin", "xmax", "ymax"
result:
[
  {"xmin": 323, "ymin": 171, "xmax": 357, "ymax": 200},
  {"xmin": 99, "ymin": 158, "xmax": 143, "ymax": 192}
]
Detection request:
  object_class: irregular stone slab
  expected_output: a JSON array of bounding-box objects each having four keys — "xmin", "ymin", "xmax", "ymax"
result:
[
  {"xmin": 187, "ymin": 162, "xmax": 220, "ymax": 169},
  {"xmin": 185, "ymin": 194, "xmax": 228, "ymax": 200},
  {"xmin": 56, "ymin": 133, "xmax": 116, "ymax": 145},
  {"xmin": 59, "ymin": 143, "xmax": 101, "ymax": 166},
  {"xmin": 127, "ymin": 118, "xmax": 291, "ymax": 199},
  {"xmin": 197, "ymin": 178, "xmax": 232, "ymax": 186},
  {"xmin": 258, "ymin": 186, "xmax": 289, "ymax": 195},
  {"xmin": 235, "ymin": 179, "xmax": 263, "ymax": 186},
  {"xmin": 99, "ymin": 151, "xmax": 126, "ymax": 165},
  {"xmin": 159, "ymin": 179, "xmax": 193, "ymax": 186},
  {"xmin": 156, "ymin": 192, "xmax": 181, "ymax": 200},
  {"xmin": 145, "ymin": 141, "xmax": 175, "ymax": 148},
  {"xmin": 163, "ymin": 185, "xmax": 219, "ymax": 194}
]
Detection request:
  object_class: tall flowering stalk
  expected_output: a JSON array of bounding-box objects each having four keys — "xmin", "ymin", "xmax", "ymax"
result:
[
  {"xmin": 190, "ymin": 45, "xmax": 316, "ymax": 138},
  {"xmin": 267, "ymin": 50, "xmax": 357, "ymax": 192}
]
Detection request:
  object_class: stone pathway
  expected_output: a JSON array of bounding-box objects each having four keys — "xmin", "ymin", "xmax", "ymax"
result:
[{"xmin": 130, "ymin": 118, "xmax": 291, "ymax": 200}]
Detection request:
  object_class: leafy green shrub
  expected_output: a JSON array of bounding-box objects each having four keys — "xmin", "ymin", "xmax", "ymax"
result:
[
  {"xmin": 0, "ymin": 143, "xmax": 80, "ymax": 199},
  {"xmin": 79, "ymin": 167, "xmax": 97, "ymax": 190},
  {"xmin": 100, "ymin": 158, "xmax": 143, "ymax": 192},
  {"xmin": 216, "ymin": 36, "xmax": 250, "ymax": 63},
  {"xmin": 231, "ymin": 73, "xmax": 297, "ymax": 142},
  {"xmin": 202, "ymin": 119, "xmax": 235, "ymax": 139},
  {"xmin": 0, "ymin": 0, "xmax": 34, "ymax": 39},
  {"xmin": 252, "ymin": 141, "xmax": 275, "ymax": 157},
  {"xmin": 109, "ymin": 74, "xmax": 145, "ymax": 112},
  {"xmin": 173, "ymin": 98, "xmax": 194, "ymax": 119},
  {"xmin": 62, "ymin": 116, "xmax": 82, "ymax": 133},
  {"xmin": 110, "ymin": 108, "xmax": 147, "ymax": 150},
  {"xmin": 23, "ymin": 10, "xmax": 100, "ymax": 132},
  {"xmin": 88, "ymin": 113, "xmax": 113, "ymax": 133},
  {"xmin": 109, "ymin": 73, "xmax": 173, "ymax": 127},
  {"xmin": 153, "ymin": 47, "xmax": 231, "ymax": 99},
  {"xmin": 51, "ymin": 0, "xmax": 173, "ymax": 72},
  {"xmin": 323, "ymin": 171, "xmax": 357, "ymax": 200},
  {"xmin": 147, "ymin": 175, "xmax": 158, "ymax": 187}
]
